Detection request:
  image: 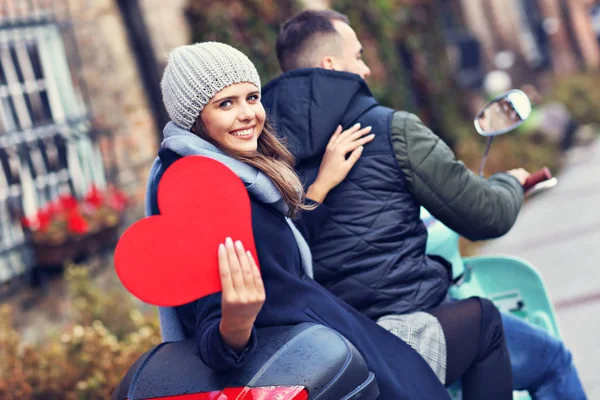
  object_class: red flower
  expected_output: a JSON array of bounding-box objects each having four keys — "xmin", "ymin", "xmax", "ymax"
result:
[
  {"xmin": 59, "ymin": 194, "xmax": 78, "ymax": 210},
  {"xmin": 85, "ymin": 185, "xmax": 103, "ymax": 208},
  {"xmin": 22, "ymin": 209, "xmax": 52, "ymax": 232},
  {"xmin": 107, "ymin": 185, "xmax": 128, "ymax": 211},
  {"xmin": 45, "ymin": 200, "xmax": 63, "ymax": 217},
  {"xmin": 67, "ymin": 209, "xmax": 89, "ymax": 234},
  {"xmin": 37, "ymin": 209, "xmax": 52, "ymax": 232},
  {"xmin": 21, "ymin": 216, "xmax": 33, "ymax": 229}
]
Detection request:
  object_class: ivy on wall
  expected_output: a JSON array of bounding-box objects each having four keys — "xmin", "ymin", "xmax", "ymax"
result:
[
  {"xmin": 185, "ymin": 0, "xmax": 301, "ymax": 84},
  {"xmin": 333, "ymin": 0, "xmax": 471, "ymax": 146},
  {"xmin": 185, "ymin": 0, "xmax": 471, "ymax": 146}
]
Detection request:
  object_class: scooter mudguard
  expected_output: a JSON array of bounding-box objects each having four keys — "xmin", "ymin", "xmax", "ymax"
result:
[
  {"xmin": 450, "ymin": 255, "xmax": 561, "ymax": 338},
  {"xmin": 112, "ymin": 322, "xmax": 379, "ymax": 400}
]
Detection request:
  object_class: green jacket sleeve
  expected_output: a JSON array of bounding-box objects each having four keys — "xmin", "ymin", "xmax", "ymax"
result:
[{"xmin": 390, "ymin": 111, "xmax": 524, "ymax": 241}]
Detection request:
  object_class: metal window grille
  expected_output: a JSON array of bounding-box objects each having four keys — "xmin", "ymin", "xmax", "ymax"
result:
[{"xmin": 0, "ymin": 0, "xmax": 106, "ymax": 286}]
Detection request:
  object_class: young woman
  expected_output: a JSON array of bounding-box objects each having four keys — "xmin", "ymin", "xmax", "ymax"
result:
[{"xmin": 147, "ymin": 42, "xmax": 512, "ymax": 400}]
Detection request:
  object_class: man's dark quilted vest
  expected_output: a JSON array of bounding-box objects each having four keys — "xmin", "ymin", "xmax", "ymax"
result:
[{"xmin": 262, "ymin": 69, "xmax": 450, "ymax": 319}]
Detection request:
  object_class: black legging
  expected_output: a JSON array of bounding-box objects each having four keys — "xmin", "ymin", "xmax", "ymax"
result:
[{"xmin": 427, "ymin": 297, "xmax": 512, "ymax": 400}]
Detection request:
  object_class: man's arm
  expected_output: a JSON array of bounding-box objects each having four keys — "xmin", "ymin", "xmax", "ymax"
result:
[{"xmin": 390, "ymin": 111, "xmax": 524, "ymax": 241}]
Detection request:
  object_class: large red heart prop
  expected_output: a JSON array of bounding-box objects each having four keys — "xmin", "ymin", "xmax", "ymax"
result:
[{"xmin": 114, "ymin": 156, "xmax": 257, "ymax": 306}]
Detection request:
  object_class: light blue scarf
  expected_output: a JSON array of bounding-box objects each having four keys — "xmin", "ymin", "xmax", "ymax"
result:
[{"xmin": 145, "ymin": 122, "xmax": 313, "ymax": 342}]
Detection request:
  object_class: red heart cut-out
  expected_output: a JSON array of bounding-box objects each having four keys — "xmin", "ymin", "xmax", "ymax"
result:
[{"xmin": 114, "ymin": 156, "xmax": 257, "ymax": 306}]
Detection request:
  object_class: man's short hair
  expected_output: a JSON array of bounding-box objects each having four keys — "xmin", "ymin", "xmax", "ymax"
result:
[{"xmin": 276, "ymin": 9, "xmax": 350, "ymax": 72}]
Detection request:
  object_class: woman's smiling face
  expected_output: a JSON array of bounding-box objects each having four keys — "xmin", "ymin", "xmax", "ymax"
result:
[{"xmin": 199, "ymin": 82, "xmax": 265, "ymax": 152}]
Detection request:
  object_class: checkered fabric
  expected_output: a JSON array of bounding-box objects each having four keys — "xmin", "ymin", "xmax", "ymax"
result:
[{"xmin": 377, "ymin": 312, "xmax": 447, "ymax": 383}]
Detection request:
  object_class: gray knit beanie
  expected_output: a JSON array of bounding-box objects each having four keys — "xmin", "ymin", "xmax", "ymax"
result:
[{"xmin": 161, "ymin": 42, "xmax": 262, "ymax": 130}]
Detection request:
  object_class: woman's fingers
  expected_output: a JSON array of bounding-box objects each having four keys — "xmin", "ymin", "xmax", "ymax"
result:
[
  {"xmin": 219, "ymin": 240, "xmax": 264, "ymax": 344},
  {"xmin": 347, "ymin": 126, "xmax": 373, "ymax": 142},
  {"xmin": 220, "ymin": 239, "xmax": 264, "ymax": 301},
  {"xmin": 337, "ymin": 125, "xmax": 370, "ymax": 141},
  {"xmin": 326, "ymin": 125, "xmax": 343, "ymax": 149},
  {"xmin": 235, "ymin": 240, "xmax": 255, "ymax": 290},
  {"xmin": 225, "ymin": 237, "xmax": 245, "ymax": 295},
  {"xmin": 337, "ymin": 123, "xmax": 362, "ymax": 139},
  {"xmin": 248, "ymin": 250, "xmax": 265, "ymax": 299},
  {"xmin": 329, "ymin": 124, "xmax": 374, "ymax": 151},
  {"xmin": 336, "ymin": 125, "xmax": 374, "ymax": 150},
  {"xmin": 345, "ymin": 146, "xmax": 365, "ymax": 168},
  {"xmin": 343, "ymin": 132, "xmax": 375, "ymax": 152},
  {"xmin": 333, "ymin": 123, "xmax": 362, "ymax": 145},
  {"xmin": 218, "ymin": 243, "xmax": 234, "ymax": 297}
]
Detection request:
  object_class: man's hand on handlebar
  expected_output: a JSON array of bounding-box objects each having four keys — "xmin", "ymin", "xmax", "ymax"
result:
[{"xmin": 507, "ymin": 168, "xmax": 531, "ymax": 186}]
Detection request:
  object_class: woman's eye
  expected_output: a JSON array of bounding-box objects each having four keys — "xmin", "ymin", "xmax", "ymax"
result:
[
  {"xmin": 219, "ymin": 100, "xmax": 232, "ymax": 108},
  {"xmin": 248, "ymin": 94, "xmax": 260, "ymax": 101}
]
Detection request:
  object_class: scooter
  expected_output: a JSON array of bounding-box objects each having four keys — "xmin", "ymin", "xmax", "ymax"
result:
[
  {"xmin": 114, "ymin": 90, "xmax": 553, "ymax": 400},
  {"xmin": 422, "ymin": 89, "xmax": 559, "ymax": 400}
]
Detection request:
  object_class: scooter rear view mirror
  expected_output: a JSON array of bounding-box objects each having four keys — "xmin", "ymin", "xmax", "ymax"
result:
[
  {"xmin": 475, "ymin": 89, "xmax": 532, "ymax": 137},
  {"xmin": 475, "ymin": 89, "xmax": 532, "ymax": 176}
]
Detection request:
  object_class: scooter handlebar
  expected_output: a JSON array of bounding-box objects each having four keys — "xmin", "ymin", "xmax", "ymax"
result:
[{"xmin": 523, "ymin": 167, "xmax": 552, "ymax": 191}]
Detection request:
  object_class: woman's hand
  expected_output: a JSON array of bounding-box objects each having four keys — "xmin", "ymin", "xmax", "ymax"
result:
[
  {"xmin": 218, "ymin": 237, "xmax": 265, "ymax": 352},
  {"xmin": 307, "ymin": 123, "xmax": 375, "ymax": 203}
]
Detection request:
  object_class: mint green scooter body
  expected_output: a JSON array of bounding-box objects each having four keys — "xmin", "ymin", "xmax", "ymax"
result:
[{"xmin": 421, "ymin": 207, "xmax": 561, "ymax": 400}]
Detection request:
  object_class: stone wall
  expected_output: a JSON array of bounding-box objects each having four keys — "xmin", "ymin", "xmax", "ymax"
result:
[
  {"xmin": 65, "ymin": 0, "xmax": 190, "ymax": 203},
  {"xmin": 140, "ymin": 0, "xmax": 191, "ymax": 66}
]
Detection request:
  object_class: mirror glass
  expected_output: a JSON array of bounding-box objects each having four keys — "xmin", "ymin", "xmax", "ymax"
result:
[{"xmin": 475, "ymin": 90, "xmax": 532, "ymax": 136}]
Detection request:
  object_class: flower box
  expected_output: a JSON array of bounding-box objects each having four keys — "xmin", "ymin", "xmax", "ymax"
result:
[
  {"xmin": 32, "ymin": 221, "xmax": 121, "ymax": 267},
  {"xmin": 23, "ymin": 185, "xmax": 128, "ymax": 268}
]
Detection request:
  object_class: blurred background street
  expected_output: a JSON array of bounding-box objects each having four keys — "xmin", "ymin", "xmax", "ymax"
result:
[
  {"xmin": 482, "ymin": 139, "xmax": 600, "ymax": 398},
  {"xmin": 0, "ymin": 0, "xmax": 599, "ymax": 398}
]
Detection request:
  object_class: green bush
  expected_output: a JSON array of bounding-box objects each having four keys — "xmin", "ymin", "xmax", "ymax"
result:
[
  {"xmin": 550, "ymin": 72, "xmax": 600, "ymax": 125},
  {"xmin": 186, "ymin": 0, "xmax": 472, "ymax": 147},
  {"xmin": 185, "ymin": 0, "xmax": 301, "ymax": 84},
  {"xmin": 0, "ymin": 265, "xmax": 160, "ymax": 400}
]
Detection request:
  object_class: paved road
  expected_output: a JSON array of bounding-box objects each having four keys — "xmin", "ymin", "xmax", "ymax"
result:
[{"xmin": 480, "ymin": 140, "xmax": 600, "ymax": 398}]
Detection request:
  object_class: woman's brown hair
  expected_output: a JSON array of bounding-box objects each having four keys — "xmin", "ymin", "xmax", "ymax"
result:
[{"xmin": 191, "ymin": 118, "xmax": 314, "ymax": 218}]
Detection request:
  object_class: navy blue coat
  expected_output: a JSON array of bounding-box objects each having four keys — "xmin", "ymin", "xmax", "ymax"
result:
[{"xmin": 153, "ymin": 149, "xmax": 450, "ymax": 400}]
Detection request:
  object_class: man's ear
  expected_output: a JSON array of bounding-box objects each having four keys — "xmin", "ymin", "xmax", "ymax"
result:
[{"xmin": 320, "ymin": 56, "xmax": 336, "ymax": 71}]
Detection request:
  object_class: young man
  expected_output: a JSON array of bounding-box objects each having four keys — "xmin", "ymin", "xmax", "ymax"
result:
[{"xmin": 261, "ymin": 9, "xmax": 586, "ymax": 399}]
